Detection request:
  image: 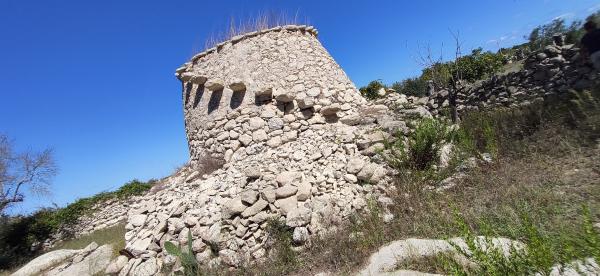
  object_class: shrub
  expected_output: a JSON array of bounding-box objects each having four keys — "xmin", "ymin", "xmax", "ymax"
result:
[
  {"xmin": 456, "ymin": 112, "xmax": 498, "ymax": 157},
  {"xmin": 383, "ymin": 118, "xmax": 454, "ymax": 171},
  {"xmin": 359, "ymin": 80, "xmax": 386, "ymax": 100},
  {"xmin": 114, "ymin": 179, "xmax": 154, "ymax": 199},
  {"xmin": 195, "ymin": 154, "xmax": 226, "ymax": 177}
]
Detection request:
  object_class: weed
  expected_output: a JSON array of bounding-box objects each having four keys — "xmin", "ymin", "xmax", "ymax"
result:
[
  {"xmin": 438, "ymin": 207, "xmax": 600, "ymax": 275},
  {"xmin": 164, "ymin": 231, "xmax": 199, "ymax": 276},
  {"xmin": 262, "ymin": 218, "xmax": 298, "ymax": 274}
]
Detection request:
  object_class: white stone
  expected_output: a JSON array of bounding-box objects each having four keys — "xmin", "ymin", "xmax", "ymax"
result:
[
  {"xmin": 53, "ymin": 244, "xmax": 113, "ymax": 276},
  {"xmin": 129, "ymin": 214, "xmax": 147, "ymax": 227},
  {"xmin": 293, "ymin": 227, "xmax": 310, "ymax": 244},
  {"xmin": 11, "ymin": 249, "xmax": 81, "ymax": 276},
  {"xmin": 276, "ymin": 171, "xmax": 301, "ymax": 186},
  {"xmin": 248, "ymin": 117, "xmax": 265, "ymax": 130},
  {"xmin": 241, "ymin": 199, "xmax": 268, "ymax": 218},
  {"xmin": 222, "ymin": 197, "xmax": 247, "ymax": 218},
  {"xmin": 267, "ymin": 117, "xmax": 284, "ymax": 130},
  {"xmin": 347, "ymin": 157, "xmax": 365, "ymax": 174},
  {"xmin": 241, "ymin": 190, "xmax": 259, "ymax": 205},
  {"xmin": 131, "ymin": 257, "xmax": 158, "ymax": 276},
  {"xmin": 252, "ymin": 129, "xmax": 268, "ymax": 142},
  {"xmin": 239, "ymin": 134, "xmax": 253, "ymax": 146},
  {"xmin": 105, "ymin": 255, "xmax": 129, "ymax": 275},
  {"xmin": 274, "ymin": 196, "xmax": 298, "ymax": 215},
  {"xmin": 276, "ymin": 185, "xmax": 298, "ymax": 198},
  {"xmin": 296, "ymin": 182, "xmax": 312, "ymax": 201},
  {"xmin": 286, "ymin": 206, "xmax": 312, "ymax": 227},
  {"xmin": 344, "ymin": 174, "xmax": 358, "ymax": 183}
]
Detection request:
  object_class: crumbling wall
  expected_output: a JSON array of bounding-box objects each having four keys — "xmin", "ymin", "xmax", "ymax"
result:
[{"xmin": 175, "ymin": 25, "xmax": 366, "ymax": 165}]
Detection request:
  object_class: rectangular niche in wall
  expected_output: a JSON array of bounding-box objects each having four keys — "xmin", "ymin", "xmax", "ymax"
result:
[
  {"xmin": 184, "ymin": 83, "xmax": 193, "ymax": 106},
  {"xmin": 193, "ymin": 84, "xmax": 205, "ymax": 109},
  {"xmin": 230, "ymin": 88, "xmax": 246, "ymax": 109},
  {"xmin": 207, "ymin": 89, "xmax": 223, "ymax": 114}
]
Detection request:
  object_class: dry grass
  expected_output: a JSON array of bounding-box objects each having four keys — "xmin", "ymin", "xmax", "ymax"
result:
[
  {"xmin": 201, "ymin": 11, "xmax": 308, "ymax": 52},
  {"xmin": 194, "ymin": 153, "xmax": 226, "ymax": 178}
]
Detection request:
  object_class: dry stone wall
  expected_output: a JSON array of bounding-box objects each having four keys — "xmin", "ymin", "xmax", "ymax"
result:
[
  {"xmin": 175, "ymin": 25, "xmax": 366, "ymax": 165},
  {"xmin": 109, "ymin": 25, "xmax": 398, "ymax": 274},
  {"xmin": 394, "ymin": 42, "xmax": 596, "ymax": 116}
]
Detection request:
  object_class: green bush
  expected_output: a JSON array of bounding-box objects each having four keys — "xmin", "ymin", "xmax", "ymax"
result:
[
  {"xmin": 391, "ymin": 77, "xmax": 428, "ymax": 97},
  {"xmin": 264, "ymin": 218, "xmax": 298, "ymax": 273},
  {"xmin": 359, "ymin": 80, "xmax": 386, "ymax": 100},
  {"xmin": 114, "ymin": 179, "xmax": 154, "ymax": 199},
  {"xmin": 53, "ymin": 179, "xmax": 153, "ymax": 228},
  {"xmin": 383, "ymin": 118, "xmax": 455, "ymax": 171}
]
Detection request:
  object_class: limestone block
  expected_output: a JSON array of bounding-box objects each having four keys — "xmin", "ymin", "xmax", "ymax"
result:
[{"xmin": 204, "ymin": 79, "xmax": 224, "ymax": 91}]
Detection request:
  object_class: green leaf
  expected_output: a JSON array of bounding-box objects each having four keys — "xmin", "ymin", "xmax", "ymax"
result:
[{"xmin": 164, "ymin": 241, "xmax": 182, "ymax": 257}]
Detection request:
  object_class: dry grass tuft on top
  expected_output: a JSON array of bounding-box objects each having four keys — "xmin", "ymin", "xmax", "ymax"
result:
[{"xmin": 200, "ymin": 11, "xmax": 308, "ymax": 52}]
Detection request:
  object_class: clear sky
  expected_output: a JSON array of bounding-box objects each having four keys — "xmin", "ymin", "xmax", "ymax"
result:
[{"xmin": 1, "ymin": 0, "xmax": 597, "ymax": 214}]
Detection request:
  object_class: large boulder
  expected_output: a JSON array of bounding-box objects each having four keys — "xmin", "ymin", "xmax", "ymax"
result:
[
  {"xmin": 11, "ymin": 249, "xmax": 81, "ymax": 276},
  {"xmin": 51, "ymin": 244, "xmax": 114, "ymax": 276}
]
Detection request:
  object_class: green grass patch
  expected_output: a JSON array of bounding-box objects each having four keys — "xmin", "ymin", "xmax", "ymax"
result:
[{"xmin": 54, "ymin": 223, "xmax": 126, "ymax": 258}]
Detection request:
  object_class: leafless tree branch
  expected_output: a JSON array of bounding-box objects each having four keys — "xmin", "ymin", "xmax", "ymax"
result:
[{"xmin": 0, "ymin": 134, "xmax": 57, "ymax": 212}]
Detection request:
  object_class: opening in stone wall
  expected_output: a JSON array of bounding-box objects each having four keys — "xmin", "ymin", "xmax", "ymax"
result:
[
  {"xmin": 207, "ymin": 89, "xmax": 223, "ymax": 114},
  {"xmin": 254, "ymin": 88, "xmax": 273, "ymax": 106},
  {"xmin": 255, "ymin": 94, "xmax": 272, "ymax": 106},
  {"xmin": 184, "ymin": 83, "xmax": 193, "ymax": 106},
  {"xmin": 230, "ymin": 88, "xmax": 246, "ymax": 109},
  {"xmin": 193, "ymin": 84, "xmax": 205, "ymax": 109}
]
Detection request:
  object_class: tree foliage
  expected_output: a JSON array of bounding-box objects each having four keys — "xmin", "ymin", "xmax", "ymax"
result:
[
  {"xmin": 359, "ymin": 80, "xmax": 386, "ymax": 100},
  {"xmin": 391, "ymin": 77, "xmax": 429, "ymax": 97},
  {"xmin": 527, "ymin": 11, "xmax": 600, "ymax": 51}
]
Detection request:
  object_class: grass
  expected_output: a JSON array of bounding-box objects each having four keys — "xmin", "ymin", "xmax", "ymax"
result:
[{"xmin": 53, "ymin": 223, "xmax": 126, "ymax": 258}]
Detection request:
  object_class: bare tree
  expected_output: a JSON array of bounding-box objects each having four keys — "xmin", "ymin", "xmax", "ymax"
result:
[
  {"xmin": 412, "ymin": 30, "xmax": 465, "ymax": 123},
  {"xmin": 448, "ymin": 30, "xmax": 464, "ymax": 123},
  {"xmin": 0, "ymin": 134, "xmax": 57, "ymax": 212}
]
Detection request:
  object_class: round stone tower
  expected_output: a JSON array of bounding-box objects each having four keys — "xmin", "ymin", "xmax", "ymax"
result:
[{"xmin": 175, "ymin": 25, "xmax": 366, "ymax": 165}]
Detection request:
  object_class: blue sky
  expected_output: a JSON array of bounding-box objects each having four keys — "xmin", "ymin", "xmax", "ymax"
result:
[{"xmin": 1, "ymin": 0, "xmax": 597, "ymax": 214}]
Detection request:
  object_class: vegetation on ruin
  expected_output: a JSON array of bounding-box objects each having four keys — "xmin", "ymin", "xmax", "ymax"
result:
[
  {"xmin": 0, "ymin": 179, "xmax": 154, "ymax": 270},
  {"xmin": 226, "ymin": 85, "xmax": 600, "ymax": 275}
]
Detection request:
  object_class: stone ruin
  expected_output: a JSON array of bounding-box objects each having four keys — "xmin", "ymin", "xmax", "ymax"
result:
[
  {"xmin": 115, "ymin": 25, "xmax": 396, "ymax": 274},
  {"xmin": 176, "ymin": 24, "xmax": 368, "ymax": 165},
  {"xmin": 41, "ymin": 26, "xmax": 598, "ymax": 275}
]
